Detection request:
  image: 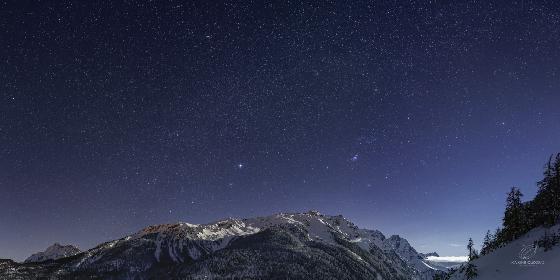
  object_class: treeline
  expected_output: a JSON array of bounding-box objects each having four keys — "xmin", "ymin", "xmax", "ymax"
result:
[
  {"xmin": 480, "ymin": 153, "xmax": 560, "ymax": 256},
  {"xmin": 435, "ymin": 154, "xmax": 560, "ymax": 280}
]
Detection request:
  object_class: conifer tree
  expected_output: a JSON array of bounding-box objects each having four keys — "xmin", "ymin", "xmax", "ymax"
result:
[
  {"xmin": 480, "ymin": 230, "xmax": 492, "ymax": 255},
  {"xmin": 552, "ymin": 154, "xmax": 560, "ymax": 223},
  {"xmin": 467, "ymin": 238, "xmax": 475, "ymax": 261},
  {"xmin": 464, "ymin": 263, "xmax": 478, "ymax": 280},
  {"xmin": 534, "ymin": 154, "xmax": 560, "ymax": 226},
  {"xmin": 503, "ymin": 187, "xmax": 526, "ymax": 241},
  {"xmin": 492, "ymin": 227, "xmax": 502, "ymax": 249},
  {"xmin": 535, "ymin": 156, "xmax": 554, "ymax": 225}
]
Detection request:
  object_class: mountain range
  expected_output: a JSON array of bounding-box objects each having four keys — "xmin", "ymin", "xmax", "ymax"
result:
[{"xmin": 0, "ymin": 211, "xmax": 450, "ymax": 279}]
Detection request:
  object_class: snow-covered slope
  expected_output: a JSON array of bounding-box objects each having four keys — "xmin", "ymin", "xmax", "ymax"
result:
[
  {"xmin": 450, "ymin": 224, "xmax": 560, "ymax": 280},
  {"xmin": 24, "ymin": 243, "xmax": 80, "ymax": 263}
]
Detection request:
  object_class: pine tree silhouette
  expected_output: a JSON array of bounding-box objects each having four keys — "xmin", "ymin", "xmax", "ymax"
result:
[{"xmin": 503, "ymin": 187, "xmax": 526, "ymax": 241}]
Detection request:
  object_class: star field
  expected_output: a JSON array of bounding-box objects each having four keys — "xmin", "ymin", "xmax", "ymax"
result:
[{"xmin": 1, "ymin": 1, "xmax": 560, "ymax": 260}]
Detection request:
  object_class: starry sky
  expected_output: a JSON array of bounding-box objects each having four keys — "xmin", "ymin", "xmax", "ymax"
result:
[{"xmin": 2, "ymin": 1, "xmax": 560, "ymax": 261}]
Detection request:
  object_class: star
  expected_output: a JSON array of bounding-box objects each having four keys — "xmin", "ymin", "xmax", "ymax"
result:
[{"xmin": 2, "ymin": 0, "xmax": 559, "ymax": 263}]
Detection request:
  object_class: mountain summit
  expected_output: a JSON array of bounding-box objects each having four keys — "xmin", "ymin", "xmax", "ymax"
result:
[
  {"xmin": 2, "ymin": 211, "xmax": 443, "ymax": 279},
  {"xmin": 24, "ymin": 243, "xmax": 80, "ymax": 263}
]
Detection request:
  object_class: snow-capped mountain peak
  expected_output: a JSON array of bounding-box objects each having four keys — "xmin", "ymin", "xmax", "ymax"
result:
[
  {"xmin": 383, "ymin": 234, "xmax": 419, "ymax": 259},
  {"xmin": 24, "ymin": 243, "xmax": 80, "ymax": 263}
]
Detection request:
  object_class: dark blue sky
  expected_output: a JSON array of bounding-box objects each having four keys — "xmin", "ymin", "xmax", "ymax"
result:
[{"xmin": 1, "ymin": 1, "xmax": 560, "ymax": 261}]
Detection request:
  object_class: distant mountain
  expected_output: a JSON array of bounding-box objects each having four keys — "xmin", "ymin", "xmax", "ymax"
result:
[
  {"xmin": 0, "ymin": 211, "xmax": 444, "ymax": 279},
  {"xmin": 423, "ymin": 256, "xmax": 466, "ymax": 271},
  {"xmin": 419, "ymin": 252, "xmax": 439, "ymax": 258},
  {"xmin": 382, "ymin": 235, "xmax": 442, "ymax": 279},
  {"xmin": 24, "ymin": 243, "xmax": 80, "ymax": 263}
]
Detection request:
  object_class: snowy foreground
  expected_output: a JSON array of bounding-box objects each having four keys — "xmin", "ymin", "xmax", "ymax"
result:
[
  {"xmin": 450, "ymin": 224, "xmax": 560, "ymax": 280},
  {"xmin": 1, "ymin": 211, "xmax": 456, "ymax": 280}
]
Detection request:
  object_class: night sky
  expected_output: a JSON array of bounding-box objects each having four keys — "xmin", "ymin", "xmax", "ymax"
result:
[{"xmin": 2, "ymin": 1, "xmax": 560, "ymax": 261}]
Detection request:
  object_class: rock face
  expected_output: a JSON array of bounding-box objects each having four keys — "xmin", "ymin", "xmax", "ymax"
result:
[
  {"xmin": 1, "ymin": 211, "xmax": 442, "ymax": 280},
  {"xmin": 24, "ymin": 243, "xmax": 81, "ymax": 263},
  {"xmin": 382, "ymin": 235, "xmax": 440, "ymax": 279}
]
